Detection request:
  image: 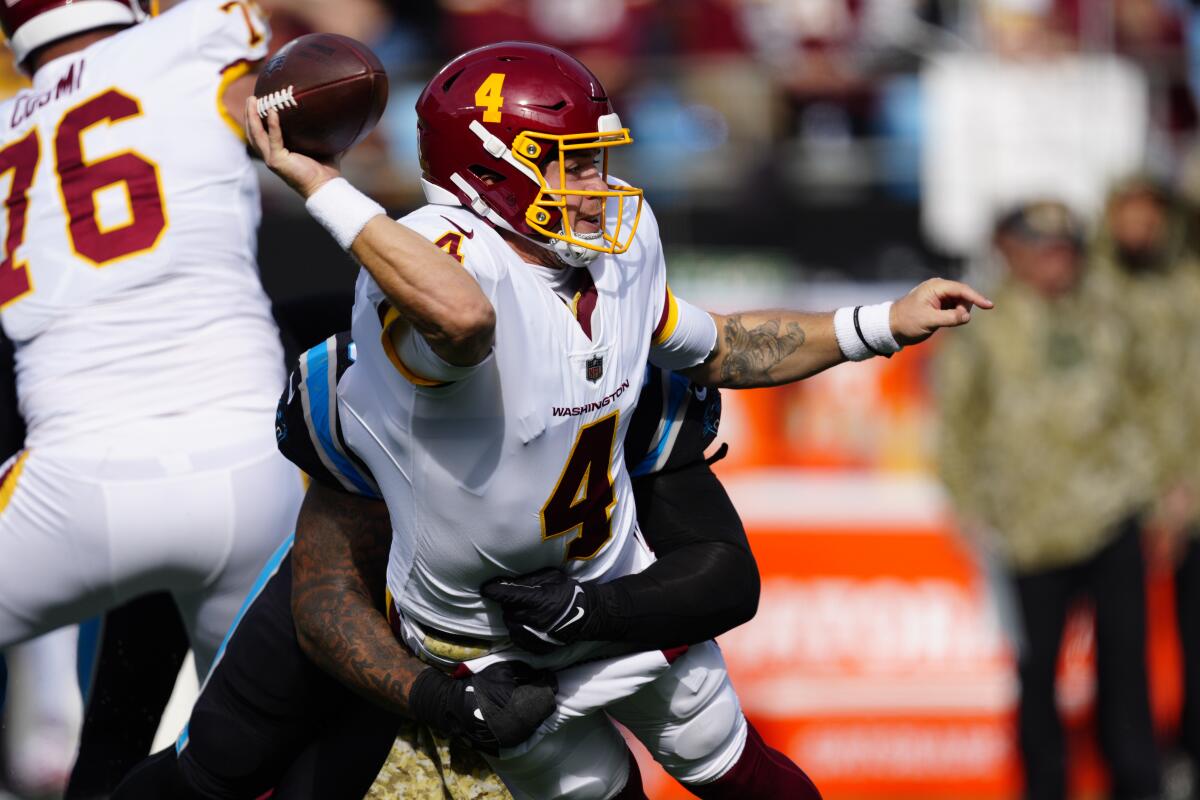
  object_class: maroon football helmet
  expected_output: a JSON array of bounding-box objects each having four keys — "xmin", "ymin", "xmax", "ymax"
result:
[
  {"xmin": 2, "ymin": 0, "xmax": 154, "ymax": 70},
  {"xmin": 416, "ymin": 41, "xmax": 643, "ymax": 266}
]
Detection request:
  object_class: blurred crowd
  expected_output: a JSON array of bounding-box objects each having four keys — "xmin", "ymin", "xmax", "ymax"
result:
[
  {"xmin": 245, "ymin": 0, "xmax": 1200, "ymax": 262},
  {"xmin": 5, "ymin": 1, "xmax": 1200, "ymax": 798},
  {"xmin": 2, "ymin": 0, "xmax": 1196, "ymax": 279}
]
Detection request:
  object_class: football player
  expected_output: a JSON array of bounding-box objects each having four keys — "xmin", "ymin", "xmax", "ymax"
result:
[
  {"xmin": 0, "ymin": 0, "xmax": 302, "ymax": 760},
  {"xmin": 116, "ymin": 333, "xmax": 805, "ymax": 800},
  {"xmin": 236, "ymin": 40, "xmax": 989, "ymax": 799}
]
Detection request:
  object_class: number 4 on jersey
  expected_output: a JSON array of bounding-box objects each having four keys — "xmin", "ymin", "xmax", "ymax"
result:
[{"xmin": 541, "ymin": 412, "xmax": 618, "ymax": 561}]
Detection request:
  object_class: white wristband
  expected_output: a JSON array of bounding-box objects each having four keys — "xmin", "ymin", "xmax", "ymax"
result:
[
  {"xmin": 833, "ymin": 302, "xmax": 901, "ymax": 361},
  {"xmin": 305, "ymin": 178, "xmax": 386, "ymax": 250}
]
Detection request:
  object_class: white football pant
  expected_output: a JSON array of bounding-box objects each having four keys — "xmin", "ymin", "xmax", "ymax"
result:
[
  {"xmin": 0, "ymin": 433, "xmax": 303, "ymax": 677},
  {"xmin": 486, "ymin": 640, "xmax": 747, "ymax": 800}
]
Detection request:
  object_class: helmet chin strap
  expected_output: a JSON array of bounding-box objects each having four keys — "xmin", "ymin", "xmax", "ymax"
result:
[
  {"xmin": 551, "ymin": 229, "xmax": 603, "ymax": 268},
  {"xmin": 508, "ymin": 226, "xmax": 601, "ymax": 269}
]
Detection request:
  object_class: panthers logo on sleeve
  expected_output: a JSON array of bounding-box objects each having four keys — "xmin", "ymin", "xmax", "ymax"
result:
[
  {"xmin": 276, "ymin": 333, "xmax": 380, "ymax": 498},
  {"xmin": 625, "ymin": 365, "xmax": 721, "ymax": 477}
]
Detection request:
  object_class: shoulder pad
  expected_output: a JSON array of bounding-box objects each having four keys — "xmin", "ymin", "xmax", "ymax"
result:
[{"xmin": 276, "ymin": 332, "xmax": 381, "ymax": 498}]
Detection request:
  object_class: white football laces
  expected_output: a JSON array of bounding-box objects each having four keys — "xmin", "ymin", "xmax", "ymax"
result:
[{"xmin": 257, "ymin": 87, "xmax": 297, "ymax": 117}]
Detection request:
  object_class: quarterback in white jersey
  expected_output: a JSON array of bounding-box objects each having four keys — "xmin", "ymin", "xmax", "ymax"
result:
[
  {"xmin": 251, "ymin": 39, "xmax": 991, "ymax": 800},
  {"xmin": 341, "ymin": 197, "xmax": 670, "ymax": 643},
  {"xmin": 0, "ymin": 0, "xmax": 302, "ymax": 678}
]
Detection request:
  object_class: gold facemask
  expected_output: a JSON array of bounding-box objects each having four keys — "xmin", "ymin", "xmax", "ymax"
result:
[{"xmin": 511, "ymin": 128, "xmax": 644, "ymax": 256}]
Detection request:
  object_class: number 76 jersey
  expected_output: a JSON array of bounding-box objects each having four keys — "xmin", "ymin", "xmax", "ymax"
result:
[
  {"xmin": 337, "ymin": 201, "xmax": 674, "ymax": 641},
  {"xmin": 0, "ymin": 0, "xmax": 283, "ymax": 446}
]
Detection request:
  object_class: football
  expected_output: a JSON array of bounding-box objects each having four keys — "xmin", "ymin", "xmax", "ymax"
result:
[{"xmin": 254, "ymin": 33, "xmax": 389, "ymax": 159}]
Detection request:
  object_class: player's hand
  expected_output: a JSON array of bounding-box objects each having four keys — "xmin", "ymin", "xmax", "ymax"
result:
[
  {"xmin": 481, "ymin": 568, "xmax": 597, "ymax": 654},
  {"xmin": 407, "ymin": 662, "xmax": 558, "ymax": 754},
  {"xmin": 245, "ymin": 96, "xmax": 342, "ymax": 199},
  {"xmin": 890, "ymin": 278, "xmax": 994, "ymax": 346}
]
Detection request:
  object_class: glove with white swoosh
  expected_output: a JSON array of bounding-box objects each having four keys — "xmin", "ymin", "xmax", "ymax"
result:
[
  {"xmin": 481, "ymin": 567, "xmax": 599, "ymax": 654},
  {"xmin": 407, "ymin": 661, "xmax": 558, "ymax": 754}
]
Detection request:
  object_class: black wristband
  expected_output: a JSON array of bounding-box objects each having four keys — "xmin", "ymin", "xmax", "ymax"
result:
[{"xmin": 852, "ymin": 305, "xmax": 887, "ymax": 357}]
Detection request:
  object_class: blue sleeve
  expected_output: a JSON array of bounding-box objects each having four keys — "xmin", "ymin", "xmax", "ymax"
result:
[{"xmin": 276, "ymin": 332, "xmax": 381, "ymax": 498}]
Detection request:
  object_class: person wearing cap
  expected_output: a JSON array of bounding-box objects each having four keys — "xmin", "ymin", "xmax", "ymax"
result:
[
  {"xmin": 937, "ymin": 199, "xmax": 1163, "ymax": 800},
  {"xmin": 1091, "ymin": 176, "xmax": 1200, "ymax": 779}
]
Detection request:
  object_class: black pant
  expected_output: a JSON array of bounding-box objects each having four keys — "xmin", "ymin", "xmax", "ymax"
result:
[
  {"xmin": 1176, "ymin": 536, "xmax": 1200, "ymax": 766},
  {"xmin": 114, "ymin": 551, "xmax": 400, "ymax": 800},
  {"xmin": 67, "ymin": 593, "xmax": 190, "ymax": 799},
  {"xmin": 1013, "ymin": 518, "xmax": 1161, "ymax": 800}
]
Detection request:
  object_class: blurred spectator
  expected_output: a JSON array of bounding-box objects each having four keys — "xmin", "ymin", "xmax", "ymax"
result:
[
  {"xmin": 1089, "ymin": 177, "xmax": 1200, "ymax": 492},
  {"xmin": 736, "ymin": 0, "xmax": 874, "ymax": 140},
  {"xmin": 259, "ymin": 0, "xmax": 436, "ymax": 78},
  {"xmin": 921, "ymin": 0, "xmax": 1149, "ymax": 255},
  {"xmin": 434, "ymin": 0, "xmax": 656, "ymax": 97},
  {"xmin": 936, "ymin": 200, "xmax": 1163, "ymax": 800},
  {"xmin": 1090, "ymin": 176, "xmax": 1200, "ymax": 782},
  {"xmin": 1112, "ymin": 0, "xmax": 1197, "ymax": 157},
  {"xmin": 612, "ymin": 0, "xmax": 775, "ymax": 196}
]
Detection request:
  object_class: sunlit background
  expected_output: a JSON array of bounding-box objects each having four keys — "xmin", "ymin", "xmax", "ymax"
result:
[{"xmin": 4, "ymin": 0, "xmax": 1200, "ymax": 798}]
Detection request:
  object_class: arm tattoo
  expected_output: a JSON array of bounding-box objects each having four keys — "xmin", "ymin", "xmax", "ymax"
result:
[
  {"xmin": 719, "ymin": 314, "xmax": 806, "ymax": 387},
  {"xmin": 291, "ymin": 484, "xmax": 425, "ymax": 715}
]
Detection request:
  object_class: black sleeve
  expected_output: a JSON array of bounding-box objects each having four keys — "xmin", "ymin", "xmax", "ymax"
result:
[
  {"xmin": 585, "ymin": 458, "xmax": 760, "ymax": 649},
  {"xmin": 624, "ymin": 365, "xmax": 722, "ymax": 477}
]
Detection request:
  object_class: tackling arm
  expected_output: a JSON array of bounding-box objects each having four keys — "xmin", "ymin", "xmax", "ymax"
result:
[
  {"xmin": 290, "ymin": 482, "xmax": 420, "ymax": 716},
  {"xmin": 289, "ymin": 483, "xmax": 556, "ymax": 752},
  {"xmin": 484, "ymin": 375, "xmax": 760, "ymax": 652},
  {"xmin": 598, "ymin": 460, "xmax": 760, "ymax": 646},
  {"xmin": 482, "ymin": 460, "xmax": 759, "ymax": 653}
]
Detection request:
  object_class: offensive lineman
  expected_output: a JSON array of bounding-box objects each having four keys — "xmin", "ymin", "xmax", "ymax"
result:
[
  {"xmin": 237, "ymin": 41, "xmax": 991, "ymax": 800},
  {"xmin": 0, "ymin": 0, "xmax": 301, "ymax": 699}
]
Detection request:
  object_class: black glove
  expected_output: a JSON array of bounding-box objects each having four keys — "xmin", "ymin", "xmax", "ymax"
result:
[
  {"xmin": 407, "ymin": 661, "xmax": 557, "ymax": 755},
  {"xmin": 480, "ymin": 567, "xmax": 600, "ymax": 654}
]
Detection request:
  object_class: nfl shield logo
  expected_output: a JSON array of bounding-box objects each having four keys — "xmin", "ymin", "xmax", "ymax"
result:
[{"xmin": 585, "ymin": 356, "xmax": 603, "ymax": 382}]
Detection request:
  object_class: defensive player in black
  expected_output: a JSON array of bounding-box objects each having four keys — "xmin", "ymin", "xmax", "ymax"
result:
[{"xmin": 114, "ymin": 332, "xmax": 792, "ymax": 799}]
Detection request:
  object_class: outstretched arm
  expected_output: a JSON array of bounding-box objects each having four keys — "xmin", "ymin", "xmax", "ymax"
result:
[{"xmin": 683, "ymin": 278, "xmax": 993, "ymax": 388}]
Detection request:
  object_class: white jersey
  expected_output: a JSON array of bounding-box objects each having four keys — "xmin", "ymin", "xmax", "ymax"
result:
[
  {"xmin": 0, "ymin": 0, "xmax": 282, "ymax": 450},
  {"xmin": 339, "ymin": 201, "xmax": 672, "ymax": 639}
]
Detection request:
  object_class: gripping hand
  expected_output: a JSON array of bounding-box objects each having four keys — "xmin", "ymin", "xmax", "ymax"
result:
[
  {"xmin": 481, "ymin": 568, "xmax": 599, "ymax": 654},
  {"xmin": 407, "ymin": 661, "xmax": 557, "ymax": 755}
]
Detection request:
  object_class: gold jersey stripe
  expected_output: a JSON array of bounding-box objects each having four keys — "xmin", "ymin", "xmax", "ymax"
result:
[
  {"xmin": 216, "ymin": 60, "xmax": 253, "ymax": 142},
  {"xmin": 379, "ymin": 305, "xmax": 452, "ymax": 388},
  {"xmin": 651, "ymin": 285, "xmax": 680, "ymax": 346}
]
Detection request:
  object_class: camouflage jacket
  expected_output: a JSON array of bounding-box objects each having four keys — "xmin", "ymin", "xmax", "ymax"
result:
[
  {"xmin": 1089, "ymin": 225, "xmax": 1200, "ymax": 528},
  {"xmin": 935, "ymin": 277, "xmax": 1158, "ymax": 571}
]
